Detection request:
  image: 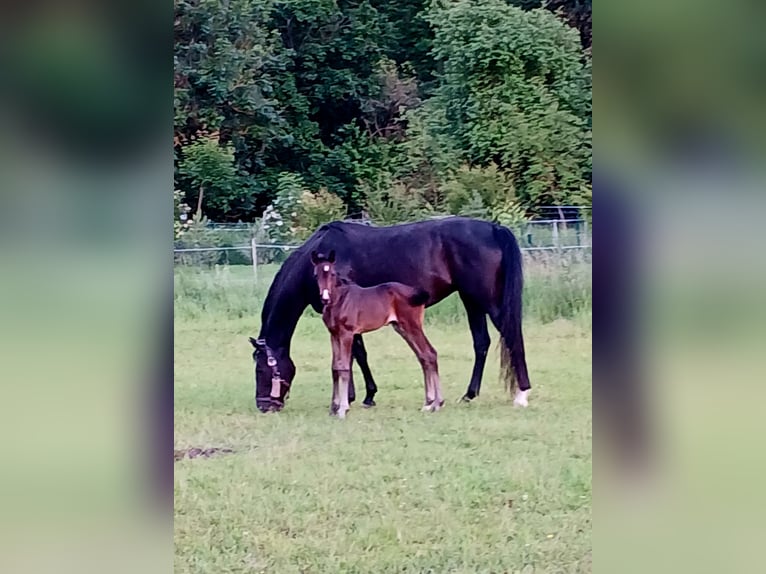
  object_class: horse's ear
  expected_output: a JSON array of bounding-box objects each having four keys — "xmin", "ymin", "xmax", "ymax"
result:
[
  {"xmin": 328, "ymin": 250, "xmax": 335, "ymax": 263},
  {"xmin": 310, "ymin": 250, "xmax": 319, "ymax": 264},
  {"xmin": 248, "ymin": 337, "xmax": 262, "ymax": 349}
]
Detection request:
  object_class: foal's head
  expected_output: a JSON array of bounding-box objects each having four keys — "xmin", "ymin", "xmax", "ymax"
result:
[{"xmin": 311, "ymin": 250, "xmax": 337, "ymax": 305}]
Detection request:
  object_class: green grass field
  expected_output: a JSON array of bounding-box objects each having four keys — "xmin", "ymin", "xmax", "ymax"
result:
[{"xmin": 174, "ymin": 266, "xmax": 592, "ymax": 573}]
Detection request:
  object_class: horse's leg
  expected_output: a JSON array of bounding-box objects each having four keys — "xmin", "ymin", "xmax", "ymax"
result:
[
  {"xmin": 334, "ymin": 333, "xmax": 354, "ymax": 419},
  {"xmin": 329, "ymin": 335, "xmax": 341, "ymax": 415},
  {"xmin": 353, "ymin": 335, "xmax": 377, "ymax": 407},
  {"xmin": 392, "ymin": 320, "xmax": 442, "ymax": 412},
  {"xmin": 488, "ymin": 309, "xmax": 531, "ymax": 407},
  {"xmin": 330, "ymin": 369, "xmax": 340, "ymax": 416},
  {"xmin": 347, "ymin": 361, "xmax": 356, "ymax": 405},
  {"xmin": 459, "ymin": 294, "xmax": 491, "ymax": 402},
  {"xmin": 418, "ymin": 330, "xmax": 444, "ymax": 411}
]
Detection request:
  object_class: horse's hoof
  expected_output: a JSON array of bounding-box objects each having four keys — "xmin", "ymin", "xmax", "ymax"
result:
[
  {"xmin": 362, "ymin": 399, "xmax": 376, "ymax": 408},
  {"xmin": 459, "ymin": 394, "xmax": 474, "ymax": 403},
  {"xmin": 513, "ymin": 389, "xmax": 530, "ymax": 407}
]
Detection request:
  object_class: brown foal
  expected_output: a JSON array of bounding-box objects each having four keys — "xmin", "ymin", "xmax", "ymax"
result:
[{"xmin": 311, "ymin": 250, "xmax": 444, "ymax": 419}]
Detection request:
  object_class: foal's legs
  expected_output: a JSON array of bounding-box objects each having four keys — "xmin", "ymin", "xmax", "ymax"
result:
[
  {"xmin": 329, "ymin": 335, "xmax": 341, "ymax": 415},
  {"xmin": 459, "ymin": 294, "xmax": 491, "ymax": 402},
  {"xmin": 332, "ymin": 333, "xmax": 355, "ymax": 419},
  {"xmin": 392, "ymin": 320, "xmax": 443, "ymax": 411},
  {"xmin": 352, "ymin": 335, "xmax": 378, "ymax": 407}
]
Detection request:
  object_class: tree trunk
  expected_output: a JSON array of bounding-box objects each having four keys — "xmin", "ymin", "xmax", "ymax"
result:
[{"xmin": 196, "ymin": 186, "xmax": 204, "ymax": 219}]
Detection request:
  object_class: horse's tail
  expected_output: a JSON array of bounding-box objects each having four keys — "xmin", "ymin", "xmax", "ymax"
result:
[
  {"xmin": 408, "ymin": 288, "xmax": 430, "ymax": 307},
  {"xmin": 493, "ymin": 225, "xmax": 531, "ymax": 395}
]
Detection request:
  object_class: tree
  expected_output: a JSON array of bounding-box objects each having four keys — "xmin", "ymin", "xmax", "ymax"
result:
[
  {"xmin": 178, "ymin": 136, "xmax": 244, "ymax": 220},
  {"xmin": 427, "ymin": 0, "xmax": 591, "ymax": 209}
]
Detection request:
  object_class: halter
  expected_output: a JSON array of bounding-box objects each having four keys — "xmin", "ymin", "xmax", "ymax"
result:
[{"xmin": 255, "ymin": 338, "xmax": 290, "ymax": 404}]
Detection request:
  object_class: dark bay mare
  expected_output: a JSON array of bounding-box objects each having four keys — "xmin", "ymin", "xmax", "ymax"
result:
[
  {"xmin": 311, "ymin": 250, "xmax": 443, "ymax": 418},
  {"xmin": 250, "ymin": 217, "xmax": 531, "ymax": 412}
]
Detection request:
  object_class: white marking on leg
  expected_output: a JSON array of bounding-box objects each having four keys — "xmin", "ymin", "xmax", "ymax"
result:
[{"xmin": 513, "ymin": 389, "xmax": 529, "ymax": 407}]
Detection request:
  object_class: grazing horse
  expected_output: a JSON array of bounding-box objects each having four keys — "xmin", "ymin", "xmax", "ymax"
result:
[
  {"xmin": 311, "ymin": 250, "xmax": 443, "ymax": 418},
  {"xmin": 250, "ymin": 217, "xmax": 531, "ymax": 413}
]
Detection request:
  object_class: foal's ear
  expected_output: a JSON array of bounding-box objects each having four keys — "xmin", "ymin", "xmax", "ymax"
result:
[
  {"xmin": 328, "ymin": 250, "xmax": 335, "ymax": 263},
  {"xmin": 310, "ymin": 250, "xmax": 319, "ymax": 265}
]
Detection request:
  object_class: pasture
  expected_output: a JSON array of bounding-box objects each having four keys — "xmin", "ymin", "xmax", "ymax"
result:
[{"xmin": 174, "ymin": 265, "xmax": 591, "ymax": 573}]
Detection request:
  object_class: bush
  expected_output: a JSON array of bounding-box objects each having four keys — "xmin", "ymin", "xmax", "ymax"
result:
[
  {"xmin": 441, "ymin": 164, "xmax": 527, "ymax": 231},
  {"xmin": 292, "ymin": 188, "xmax": 347, "ymax": 240},
  {"xmin": 443, "ymin": 164, "xmax": 514, "ymax": 215},
  {"xmin": 178, "ymin": 136, "xmax": 247, "ymax": 219},
  {"xmin": 363, "ymin": 181, "xmax": 431, "ymax": 226}
]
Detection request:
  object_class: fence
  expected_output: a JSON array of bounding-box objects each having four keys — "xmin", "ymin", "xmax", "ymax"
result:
[{"xmin": 174, "ymin": 217, "xmax": 591, "ymax": 281}]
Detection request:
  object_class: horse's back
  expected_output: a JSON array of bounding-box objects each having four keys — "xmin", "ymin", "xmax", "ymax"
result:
[
  {"xmin": 374, "ymin": 281, "xmax": 418, "ymax": 298},
  {"xmin": 307, "ymin": 217, "xmax": 511, "ymax": 307}
]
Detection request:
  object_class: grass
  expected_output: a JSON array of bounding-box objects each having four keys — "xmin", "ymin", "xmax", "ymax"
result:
[
  {"xmin": 174, "ymin": 266, "xmax": 592, "ymax": 573},
  {"xmin": 174, "ymin": 256, "xmax": 591, "ymax": 324}
]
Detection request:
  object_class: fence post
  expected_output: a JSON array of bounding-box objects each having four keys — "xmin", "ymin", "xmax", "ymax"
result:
[
  {"xmin": 552, "ymin": 220, "xmax": 559, "ymax": 250},
  {"xmin": 251, "ymin": 237, "xmax": 258, "ymax": 284}
]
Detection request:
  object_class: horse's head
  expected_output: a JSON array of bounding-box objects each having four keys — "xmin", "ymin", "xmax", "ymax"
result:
[
  {"xmin": 310, "ymin": 250, "xmax": 337, "ymax": 305},
  {"xmin": 249, "ymin": 337, "xmax": 295, "ymax": 412}
]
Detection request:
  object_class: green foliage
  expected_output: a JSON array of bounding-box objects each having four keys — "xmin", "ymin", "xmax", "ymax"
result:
[
  {"xmin": 456, "ymin": 191, "xmax": 488, "ymax": 219},
  {"xmin": 426, "ymin": 1, "xmax": 591, "ymax": 209},
  {"xmin": 326, "ymin": 123, "xmax": 399, "ymax": 209},
  {"xmin": 292, "ymin": 188, "xmax": 347, "ymax": 240},
  {"xmin": 440, "ymin": 164, "xmax": 526, "ymax": 230},
  {"xmin": 490, "ymin": 198, "xmax": 528, "ymax": 231},
  {"xmin": 173, "ymin": 0, "xmax": 592, "ymax": 222},
  {"xmin": 174, "ymin": 189, "xmax": 192, "ymax": 239},
  {"xmin": 395, "ymin": 102, "xmax": 461, "ymax": 204},
  {"xmin": 174, "ymin": 0, "xmax": 293, "ymax": 171},
  {"xmin": 257, "ymin": 173, "xmax": 346, "ymax": 242},
  {"xmin": 442, "ymin": 164, "xmax": 515, "ymax": 215},
  {"xmin": 255, "ymin": 204, "xmax": 290, "ymax": 245},
  {"xmin": 274, "ymin": 172, "xmax": 305, "ymax": 213},
  {"xmin": 363, "ymin": 181, "xmax": 430, "ymax": 226},
  {"xmin": 178, "ymin": 136, "xmax": 245, "ymax": 219},
  {"xmin": 174, "ymin": 211, "xmax": 226, "ymax": 266}
]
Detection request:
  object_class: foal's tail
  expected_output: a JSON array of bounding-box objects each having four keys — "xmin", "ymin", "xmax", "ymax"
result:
[
  {"xmin": 493, "ymin": 225, "xmax": 531, "ymax": 395},
  {"xmin": 408, "ymin": 288, "xmax": 430, "ymax": 307}
]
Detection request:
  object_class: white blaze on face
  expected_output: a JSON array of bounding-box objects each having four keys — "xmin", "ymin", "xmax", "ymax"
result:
[
  {"xmin": 322, "ymin": 288, "xmax": 330, "ymax": 302},
  {"xmin": 271, "ymin": 378, "xmax": 281, "ymax": 398}
]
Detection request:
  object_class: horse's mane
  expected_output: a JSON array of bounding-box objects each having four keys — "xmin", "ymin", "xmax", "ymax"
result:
[
  {"xmin": 260, "ymin": 249, "xmax": 303, "ymax": 319},
  {"xmin": 259, "ymin": 235, "xmax": 321, "ymax": 332}
]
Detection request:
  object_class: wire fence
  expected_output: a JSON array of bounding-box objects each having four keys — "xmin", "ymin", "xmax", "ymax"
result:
[{"xmin": 174, "ymin": 217, "xmax": 591, "ymax": 280}]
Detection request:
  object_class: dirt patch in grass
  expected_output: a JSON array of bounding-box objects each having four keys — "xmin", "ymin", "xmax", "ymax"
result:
[{"xmin": 174, "ymin": 447, "xmax": 235, "ymax": 461}]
